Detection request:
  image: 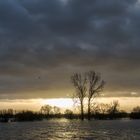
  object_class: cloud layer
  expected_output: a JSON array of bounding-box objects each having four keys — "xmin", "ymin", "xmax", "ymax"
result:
[{"xmin": 0, "ymin": 0, "xmax": 140, "ymax": 98}]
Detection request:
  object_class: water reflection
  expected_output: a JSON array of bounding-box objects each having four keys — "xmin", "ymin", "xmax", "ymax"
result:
[{"xmin": 0, "ymin": 119, "xmax": 140, "ymax": 140}]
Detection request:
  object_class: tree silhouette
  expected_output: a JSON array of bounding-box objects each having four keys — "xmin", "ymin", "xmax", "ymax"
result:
[
  {"xmin": 107, "ymin": 100, "xmax": 119, "ymax": 114},
  {"xmin": 87, "ymin": 71, "xmax": 105, "ymax": 120},
  {"xmin": 132, "ymin": 106, "xmax": 140, "ymax": 113},
  {"xmin": 130, "ymin": 106, "xmax": 140, "ymax": 119},
  {"xmin": 71, "ymin": 73, "xmax": 87, "ymax": 120},
  {"xmin": 95, "ymin": 103, "xmax": 110, "ymax": 114},
  {"xmin": 53, "ymin": 106, "xmax": 61, "ymax": 114},
  {"xmin": 64, "ymin": 109, "xmax": 73, "ymax": 119},
  {"xmin": 40, "ymin": 105, "xmax": 52, "ymax": 115}
]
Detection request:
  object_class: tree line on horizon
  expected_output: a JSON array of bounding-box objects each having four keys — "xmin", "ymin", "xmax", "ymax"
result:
[{"xmin": 0, "ymin": 103, "xmax": 140, "ymax": 122}]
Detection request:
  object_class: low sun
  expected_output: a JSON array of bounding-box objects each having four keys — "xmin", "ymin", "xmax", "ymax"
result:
[{"xmin": 40, "ymin": 98, "xmax": 74, "ymax": 109}]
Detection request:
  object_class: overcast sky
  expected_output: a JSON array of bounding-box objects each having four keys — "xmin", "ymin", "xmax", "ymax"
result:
[{"xmin": 0, "ymin": 0, "xmax": 140, "ymax": 99}]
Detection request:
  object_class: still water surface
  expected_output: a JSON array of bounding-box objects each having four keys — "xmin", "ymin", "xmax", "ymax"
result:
[{"xmin": 0, "ymin": 119, "xmax": 140, "ymax": 140}]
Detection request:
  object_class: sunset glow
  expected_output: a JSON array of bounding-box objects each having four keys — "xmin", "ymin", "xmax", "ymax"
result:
[
  {"xmin": 40, "ymin": 98, "xmax": 74, "ymax": 109},
  {"xmin": 0, "ymin": 97, "xmax": 139, "ymax": 112}
]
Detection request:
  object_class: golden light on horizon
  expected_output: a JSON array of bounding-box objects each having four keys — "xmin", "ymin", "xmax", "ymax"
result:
[
  {"xmin": 0, "ymin": 97, "xmax": 139, "ymax": 112},
  {"xmin": 40, "ymin": 98, "xmax": 74, "ymax": 109}
]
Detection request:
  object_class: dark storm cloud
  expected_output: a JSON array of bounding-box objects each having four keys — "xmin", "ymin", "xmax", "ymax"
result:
[{"xmin": 0, "ymin": 0, "xmax": 140, "ymax": 98}]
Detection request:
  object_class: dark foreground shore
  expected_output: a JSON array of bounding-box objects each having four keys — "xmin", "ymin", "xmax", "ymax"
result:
[{"xmin": 0, "ymin": 110, "xmax": 140, "ymax": 122}]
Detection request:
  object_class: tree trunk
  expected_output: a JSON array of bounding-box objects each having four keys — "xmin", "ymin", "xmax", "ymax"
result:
[
  {"xmin": 80, "ymin": 100, "xmax": 84, "ymax": 120},
  {"xmin": 88, "ymin": 99, "xmax": 91, "ymax": 120}
]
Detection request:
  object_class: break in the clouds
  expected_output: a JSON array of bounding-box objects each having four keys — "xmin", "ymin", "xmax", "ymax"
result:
[{"xmin": 0, "ymin": 0, "xmax": 140, "ymax": 98}]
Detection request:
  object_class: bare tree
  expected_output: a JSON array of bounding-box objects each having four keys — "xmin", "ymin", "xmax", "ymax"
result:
[
  {"xmin": 107, "ymin": 100, "xmax": 119, "ymax": 114},
  {"xmin": 71, "ymin": 73, "xmax": 87, "ymax": 120},
  {"xmin": 53, "ymin": 106, "xmax": 61, "ymax": 114},
  {"xmin": 40, "ymin": 105, "xmax": 52, "ymax": 115},
  {"xmin": 87, "ymin": 71, "xmax": 105, "ymax": 120},
  {"xmin": 132, "ymin": 106, "xmax": 140, "ymax": 113}
]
